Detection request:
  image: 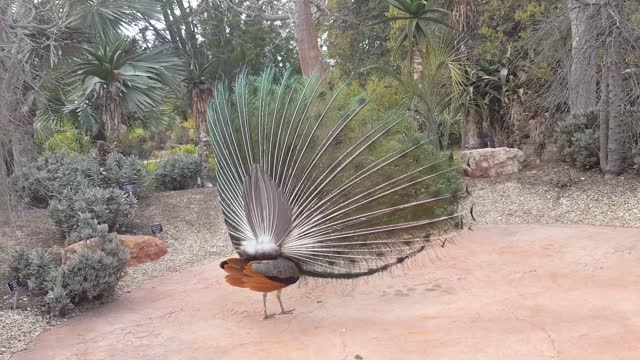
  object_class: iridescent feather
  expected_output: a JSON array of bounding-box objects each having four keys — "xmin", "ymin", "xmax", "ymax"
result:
[{"xmin": 209, "ymin": 68, "xmax": 463, "ymax": 280}]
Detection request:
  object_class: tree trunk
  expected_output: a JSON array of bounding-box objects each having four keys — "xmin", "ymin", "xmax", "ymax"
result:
[
  {"xmin": 410, "ymin": 45, "xmax": 425, "ymax": 131},
  {"xmin": 604, "ymin": 0, "xmax": 625, "ymax": 178},
  {"xmin": 9, "ymin": 86, "xmax": 37, "ymax": 171},
  {"xmin": 175, "ymin": 0, "xmax": 198, "ymax": 50},
  {"xmin": 294, "ymin": 0, "xmax": 324, "ymax": 76},
  {"xmin": 102, "ymin": 86, "xmax": 122, "ymax": 151},
  {"xmin": 191, "ymin": 82, "xmax": 213, "ymax": 186},
  {"xmin": 411, "ymin": 44, "xmax": 424, "ymax": 81},
  {"xmin": 0, "ymin": 140, "xmax": 10, "ymax": 225},
  {"xmin": 568, "ymin": 0, "xmax": 599, "ymax": 115},
  {"xmin": 598, "ymin": 3, "xmax": 610, "ymax": 173},
  {"xmin": 167, "ymin": 0, "xmax": 190, "ymax": 54},
  {"xmin": 447, "ymin": 0, "xmax": 480, "ymax": 150},
  {"xmin": 161, "ymin": 1, "xmax": 183, "ymax": 52},
  {"xmin": 460, "ymin": 109, "xmax": 467, "ymax": 150},
  {"xmin": 465, "ymin": 110, "xmax": 483, "ymax": 149}
]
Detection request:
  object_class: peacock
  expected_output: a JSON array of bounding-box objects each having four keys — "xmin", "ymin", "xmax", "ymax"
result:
[{"xmin": 208, "ymin": 69, "xmax": 463, "ymax": 319}]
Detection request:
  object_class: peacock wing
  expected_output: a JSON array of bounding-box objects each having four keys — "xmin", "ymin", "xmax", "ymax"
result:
[{"xmin": 220, "ymin": 257, "xmax": 299, "ymax": 292}]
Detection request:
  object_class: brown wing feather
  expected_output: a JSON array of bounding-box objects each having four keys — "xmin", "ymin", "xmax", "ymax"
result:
[{"xmin": 220, "ymin": 258, "xmax": 290, "ymax": 292}]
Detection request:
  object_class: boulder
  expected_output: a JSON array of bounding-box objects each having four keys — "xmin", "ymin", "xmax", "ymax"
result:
[
  {"xmin": 460, "ymin": 147, "xmax": 525, "ymax": 177},
  {"xmin": 66, "ymin": 235, "xmax": 167, "ymax": 267}
]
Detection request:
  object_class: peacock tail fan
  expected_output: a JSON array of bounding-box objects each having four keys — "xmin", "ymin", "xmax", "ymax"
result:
[{"xmin": 208, "ymin": 68, "xmax": 464, "ymax": 280}]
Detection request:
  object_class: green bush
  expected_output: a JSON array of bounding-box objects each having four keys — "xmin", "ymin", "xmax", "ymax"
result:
[
  {"xmin": 104, "ymin": 153, "xmax": 145, "ymax": 192},
  {"xmin": 43, "ymin": 128, "xmax": 92, "ymax": 155},
  {"xmin": 8, "ymin": 247, "xmax": 56, "ymax": 295},
  {"xmin": 11, "ymin": 153, "xmax": 100, "ymax": 208},
  {"xmin": 153, "ymin": 154, "xmax": 201, "ymax": 191},
  {"xmin": 7, "ymin": 223, "xmax": 129, "ymax": 317},
  {"xmin": 170, "ymin": 144, "xmax": 198, "ymax": 155},
  {"xmin": 8, "ymin": 247, "xmax": 31, "ymax": 283},
  {"xmin": 27, "ymin": 249, "xmax": 56, "ymax": 295},
  {"xmin": 46, "ymin": 272, "xmax": 73, "ymax": 316},
  {"xmin": 10, "ymin": 153, "xmax": 99, "ymax": 208},
  {"xmin": 46, "ymin": 224, "xmax": 128, "ymax": 315},
  {"xmin": 208, "ymin": 154, "xmax": 216, "ymax": 172},
  {"xmin": 48, "ymin": 187, "xmax": 137, "ymax": 237},
  {"xmin": 556, "ymin": 113, "xmax": 600, "ymax": 170},
  {"xmin": 142, "ymin": 160, "xmax": 159, "ymax": 174},
  {"xmin": 170, "ymin": 120, "xmax": 196, "ymax": 145},
  {"xmin": 120, "ymin": 127, "xmax": 155, "ymax": 159}
]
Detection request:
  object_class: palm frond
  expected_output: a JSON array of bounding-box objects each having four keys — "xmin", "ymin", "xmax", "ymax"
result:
[{"xmin": 68, "ymin": 1, "xmax": 161, "ymax": 42}]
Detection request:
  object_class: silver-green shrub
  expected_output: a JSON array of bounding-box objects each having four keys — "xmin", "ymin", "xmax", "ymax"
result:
[{"xmin": 153, "ymin": 154, "xmax": 201, "ymax": 191}]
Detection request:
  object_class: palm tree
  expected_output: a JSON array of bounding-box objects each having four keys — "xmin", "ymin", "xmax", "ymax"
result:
[
  {"xmin": 185, "ymin": 53, "xmax": 214, "ymax": 185},
  {"xmin": 373, "ymin": 34, "xmax": 466, "ymax": 145},
  {"xmin": 444, "ymin": 0, "xmax": 479, "ymax": 150},
  {"xmin": 3, "ymin": 0, "xmax": 162, "ymax": 170},
  {"xmin": 65, "ymin": 38, "xmax": 185, "ymax": 149},
  {"xmin": 405, "ymin": 36, "xmax": 467, "ymax": 146},
  {"xmin": 375, "ymin": 0, "xmax": 450, "ymax": 80}
]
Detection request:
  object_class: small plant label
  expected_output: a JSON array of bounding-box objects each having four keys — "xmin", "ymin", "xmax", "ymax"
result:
[
  {"xmin": 7, "ymin": 279, "xmax": 26, "ymax": 293},
  {"xmin": 122, "ymin": 184, "xmax": 137, "ymax": 194},
  {"xmin": 151, "ymin": 223, "xmax": 163, "ymax": 235}
]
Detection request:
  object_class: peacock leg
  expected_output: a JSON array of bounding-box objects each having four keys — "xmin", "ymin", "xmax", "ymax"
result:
[
  {"xmin": 263, "ymin": 292, "xmax": 275, "ymax": 319},
  {"xmin": 276, "ymin": 289, "xmax": 295, "ymax": 315}
]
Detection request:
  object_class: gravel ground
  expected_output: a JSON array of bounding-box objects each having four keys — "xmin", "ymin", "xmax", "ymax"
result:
[
  {"xmin": 463, "ymin": 163, "xmax": 640, "ymax": 228},
  {"xmin": 0, "ymin": 187, "xmax": 234, "ymax": 359},
  {"xmin": 118, "ymin": 187, "xmax": 234, "ymax": 292},
  {"xmin": 1, "ymin": 164, "xmax": 639, "ymax": 358},
  {"xmin": 0, "ymin": 310, "xmax": 50, "ymax": 359}
]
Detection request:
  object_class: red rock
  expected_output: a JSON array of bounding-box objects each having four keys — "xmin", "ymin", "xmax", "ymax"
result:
[
  {"xmin": 118, "ymin": 235, "xmax": 167, "ymax": 267},
  {"xmin": 66, "ymin": 235, "xmax": 167, "ymax": 267}
]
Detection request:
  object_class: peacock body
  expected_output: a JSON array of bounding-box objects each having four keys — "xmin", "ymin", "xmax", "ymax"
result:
[{"xmin": 209, "ymin": 69, "xmax": 462, "ymax": 318}]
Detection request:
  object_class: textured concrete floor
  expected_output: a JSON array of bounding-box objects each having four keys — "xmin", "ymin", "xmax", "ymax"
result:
[{"xmin": 12, "ymin": 225, "xmax": 640, "ymax": 360}]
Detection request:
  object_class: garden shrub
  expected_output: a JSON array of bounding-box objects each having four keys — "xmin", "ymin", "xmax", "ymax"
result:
[
  {"xmin": 8, "ymin": 247, "xmax": 31, "ymax": 283},
  {"xmin": 11, "ymin": 152, "xmax": 141, "ymax": 235},
  {"xmin": 170, "ymin": 144, "xmax": 198, "ymax": 155},
  {"xmin": 104, "ymin": 153, "xmax": 145, "ymax": 192},
  {"xmin": 48, "ymin": 186, "xmax": 137, "ymax": 237},
  {"xmin": 8, "ymin": 247, "xmax": 56, "ymax": 295},
  {"xmin": 142, "ymin": 160, "xmax": 159, "ymax": 174},
  {"xmin": 556, "ymin": 112, "xmax": 600, "ymax": 170},
  {"xmin": 46, "ymin": 224, "xmax": 129, "ymax": 310},
  {"xmin": 27, "ymin": 248, "xmax": 56, "ymax": 295},
  {"xmin": 120, "ymin": 127, "xmax": 155, "ymax": 159},
  {"xmin": 10, "ymin": 152, "xmax": 99, "ymax": 208},
  {"xmin": 46, "ymin": 272, "xmax": 73, "ymax": 316},
  {"xmin": 170, "ymin": 120, "xmax": 197, "ymax": 145},
  {"xmin": 43, "ymin": 127, "xmax": 92, "ymax": 155},
  {"xmin": 42, "ymin": 222, "xmax": 129, "ymax": 316},
  {"xmin": 153, "ymin": 154, "xmax": 201, "ymax": 191}
]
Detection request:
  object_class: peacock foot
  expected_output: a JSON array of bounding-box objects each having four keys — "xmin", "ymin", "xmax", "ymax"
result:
[
  {"xmin": 279, "ymin": 308, "xmax": 295, "ymax": 315},
  {"xmin": 263, "ymin": 313, "xmax": 276, "ymax": 320}
]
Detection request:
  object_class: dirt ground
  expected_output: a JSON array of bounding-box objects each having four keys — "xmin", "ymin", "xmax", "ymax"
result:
[{"xmin": 11, "ymin": 224, "xmax": 640, "ymax": 360}]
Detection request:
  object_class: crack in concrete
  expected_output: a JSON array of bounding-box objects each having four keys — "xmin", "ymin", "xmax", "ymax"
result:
[{"xmin": 510, "ymin": 309, "xmax": 559, "ymax": 359}]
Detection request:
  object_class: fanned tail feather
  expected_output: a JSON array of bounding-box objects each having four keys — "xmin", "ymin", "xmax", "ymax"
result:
[{"xmin": 208, "ymin": 68, "xmax": 463, "ymax": 279}]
